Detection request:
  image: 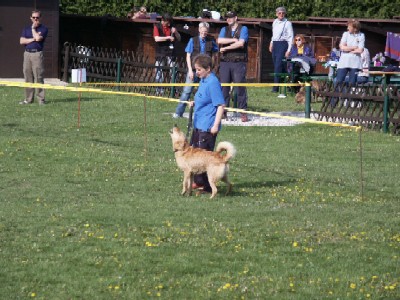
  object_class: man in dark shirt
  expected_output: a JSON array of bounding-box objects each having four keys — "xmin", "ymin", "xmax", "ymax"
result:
[
  {"xmin": 217, "ymin": 11, "xmax": 249, "ymax": 122},
  {"xmin": 19, "ymin": 10, "xmax": 48, "ymax": 105}
]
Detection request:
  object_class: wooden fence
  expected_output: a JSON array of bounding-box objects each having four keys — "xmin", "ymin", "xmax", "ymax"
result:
[
  {"xmin": 60, "ymin": 42, "xmax": 187, "ymax": 97},
  {"xmin": 312, "ymin": 80, "xmax": 400, "ymax": 134}
]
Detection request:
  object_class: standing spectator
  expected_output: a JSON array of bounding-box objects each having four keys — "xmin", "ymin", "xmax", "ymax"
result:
[
  {"xmin": 19, "ymin": 10, "xmax": 48, "ymax": 105},
  {"xmin": 269, "ymin": 7, "xmax": 293, "ymax": 93},
  {"xmin": 153, "ymin": 13, "xmax": 181, "ymax": 94},
  {"xmin": 217, "ymin": 11, "xmax": 249, "ymax": 122},
  {"xmin": 335, "ymin": 19, "xmax": 365, "ymax": 85},
  {"xmin": 189, "ymin": 54, "xmax": 225, "ymax": 193},
  {"xmin": 173, "ymin": 22, "xmax": 218, "ymax": 118}
]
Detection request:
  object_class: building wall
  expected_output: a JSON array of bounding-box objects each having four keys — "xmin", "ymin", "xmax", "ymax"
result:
[{"xmin": 0, "ymin": 0, "xmax": 59, "ymax": 78}]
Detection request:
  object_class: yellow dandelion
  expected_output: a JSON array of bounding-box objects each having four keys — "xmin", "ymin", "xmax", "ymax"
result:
[
  {"xmin": 114, "ymin": 285, "xmax": 120, "ymax": 290},
  {"xmin": 289, "ymin": 282, "xmax": 294, "ymax": 287},
  {"xmin": 223, "ymin": 283, "xmax": 231, "ymax": 290},
  {"xmin": 292, "ymin": 242, "xmax": 298, "ymax": 247},
  {"xmin": 30, "ymin": 292, "xmax": 36, "ymax": 297},
  {"xmin": 350, "ymin": 283, "xmax": 356, "ymax": 289}
]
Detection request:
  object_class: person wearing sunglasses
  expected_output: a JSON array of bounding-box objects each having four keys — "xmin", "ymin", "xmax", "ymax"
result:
[
  {"xmin": 287, "ymin": 34, "xmax": 316, "ymax": 86},
  {"xmin": 269, "ymin": 7, "xmax": 293, "ymax": 93},
  {"xmin": 19, "ymin": 10, "xmax": 48, "ymax": 105}
]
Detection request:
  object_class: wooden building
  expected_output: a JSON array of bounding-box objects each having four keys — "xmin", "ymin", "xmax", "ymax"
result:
[
  {"xmin": 0, "ymin": 0, "xmax": 59, "ymax": 78},
  {"xmin": 59, "ymin": 14, "xmax": 400, "ymax": 82},
  {"xmin": 0, "ymin": 3, "xmax": 398, "ymax": 81}
]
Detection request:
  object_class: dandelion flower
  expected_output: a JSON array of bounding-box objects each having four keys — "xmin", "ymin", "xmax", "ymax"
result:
[{"xmin": 350, "ymin": 283, "xmax": 356, "ymax": 289}]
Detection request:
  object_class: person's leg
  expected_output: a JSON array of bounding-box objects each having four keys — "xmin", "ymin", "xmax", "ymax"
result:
[
  {"xmin": 219, "ymin": 61, "xmax": 232, "ymax": 108},
  {"xmin": 272, "ymin": 42, "xmax": 287, "ymax": 92},
  {"xmin": 357, "ymin": 76, "xmax": 368, "ymax": 84},
  {"xmin": 155, "ymin": 58, "xmax": 165, "ymax": 94},
  {"xmin": 348, "ymin": 69, "xmax": 358, "ymax": 86},
  {"xmin": 232, "ymin": 62, "xmax": 248, "ymax": 110},
  {"xmin": 175, "ymin": 72, "xmax": 194, "ymax": 117},
  {"xmin": 23, "ymin": 52, "xmax": 34, "ymax": 103},
  {"xmin": 32, "ymin": 52, "xmax": 45, "ymax": 103},
  {"xmin": 335, "ymin": 68, "xmax": 348, "ymax": 85},
  {"xmin": 193, "ymin": 131, "xmax": 217, "ymax": 192}
]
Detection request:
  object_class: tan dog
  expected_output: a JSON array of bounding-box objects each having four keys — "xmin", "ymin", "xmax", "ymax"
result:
[
  {"xmin": 169, "ymin": 126, "xmax": 236, "ymax": 199},
  {"xmin": 295, "ymin": 80, "xmax": 322, "ymax": 104}
]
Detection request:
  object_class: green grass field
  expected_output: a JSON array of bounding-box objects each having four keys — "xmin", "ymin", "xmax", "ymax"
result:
[{"xmin": 0, "ymin": 85, "xmax": 399, "ymax": 299}]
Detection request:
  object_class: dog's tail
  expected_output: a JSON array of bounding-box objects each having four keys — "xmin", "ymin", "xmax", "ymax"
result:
[{"xmin": 216, "ymin": 141, "xmax": 236, "ymax": 162}]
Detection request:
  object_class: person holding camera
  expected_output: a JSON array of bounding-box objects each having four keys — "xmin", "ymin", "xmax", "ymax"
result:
[{"xmin": 153, "ymin": 13, "xmax": 181, "ymax": 94}]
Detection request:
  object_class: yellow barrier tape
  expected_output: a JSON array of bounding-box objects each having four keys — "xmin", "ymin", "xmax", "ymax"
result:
[
  {"xmin": 0, "ymin": 80, "xmax": 359, "ymax": 130},
  {"xmin": 84, "ymin": 82, "xmax": 304, "ymax": 87}
]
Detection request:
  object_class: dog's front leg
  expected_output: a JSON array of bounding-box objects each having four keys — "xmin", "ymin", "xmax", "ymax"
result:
[
  {"xmin": 187, "ymin": 174, "xmax": 194, "ymax": 196},
  {"xmin": 182, "ymin": 171, "xmax": 191, "ymax": 196}
]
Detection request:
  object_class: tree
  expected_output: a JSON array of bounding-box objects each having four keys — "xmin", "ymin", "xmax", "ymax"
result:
[{"xmin": 59, "ymin": 0, "xmax": 400, "ymax": 20}]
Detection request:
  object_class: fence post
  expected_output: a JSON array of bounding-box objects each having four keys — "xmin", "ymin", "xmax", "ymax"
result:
[
  {"xmin": 116, "ymin": 58, "xmax": 122, "ymax": 91},
  {"xmin": 170, "ymin": 63, "xmax": 177, "ymax": 98},
  {"xmin": 305, "ymin": 83, "xmax": 311, "ymax": 118},
  {"xmin": 383, "ymin": 82, "xmax": 389, "ymax": 133},
  {"xmin": 62, "ymin": 42, "xmax": 70, "ymax": 83}
]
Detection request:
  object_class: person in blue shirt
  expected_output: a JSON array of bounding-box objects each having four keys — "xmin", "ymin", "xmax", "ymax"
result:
[
  {"xmin": 173, "ymin": 22, "xmax": 218, "ymax": 118},
  {"xmin": 19, "ymin": 10, "xmax": 48, "ymax": 105},
  {"xmin": 189, "ymin": 54, "xmax": 225, "ymax": 193},
  {"xmin": 217, "ymin": 11, "xmax": 249, "ymax": 122}
]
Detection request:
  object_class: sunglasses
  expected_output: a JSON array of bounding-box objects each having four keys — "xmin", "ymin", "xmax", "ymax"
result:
[
  {"xmin": 295, "ymin": 39, "xmax": 302, "ymax": 41},
  {"xmin": 31, "ymin": 16, "xmax": 40, "ymax": 19}
]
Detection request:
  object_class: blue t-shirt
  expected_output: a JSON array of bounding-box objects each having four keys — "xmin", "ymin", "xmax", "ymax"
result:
[
  {"xmin": 185, "ymin": 37, "xmax": 219, "ymax": 54},
  {"xmin": 218, "ymin": 25, "xmax": 249, "ymax": 42},
  {"xmin": 21, "ymin": 24, "xmax": 48, "ymax": 51},
  {"xmin": 194, "ymin": 73, "xmax": 225, "ymax": 131}
]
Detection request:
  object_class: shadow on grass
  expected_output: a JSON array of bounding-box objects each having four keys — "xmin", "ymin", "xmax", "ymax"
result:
[
  {"xmin": 225, "ymin": 178, "xmax": 297, "ymax": 197},
  {"xmin": 53, "ymin": 96, "xmax": 101, "ymax": 103},
  {"xmin": 2, "ymin": 123, "xmax": 18, "ymax": 128}
]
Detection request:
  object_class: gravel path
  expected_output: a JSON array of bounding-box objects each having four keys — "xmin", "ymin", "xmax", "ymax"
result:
[{"xmin": 174, "ymin": 111, "xmax": 307, "ymax": 127}]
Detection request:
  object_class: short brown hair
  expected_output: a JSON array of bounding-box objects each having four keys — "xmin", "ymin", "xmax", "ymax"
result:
[
  {"xmin": 348, "ymin": 19, "xmax": 361, "ymax": 33},
  {"xmin": 193, "ymin": 54, "xmax": 212, "ymax": 69},
  {"xmin": 31, "ymin": 10, "xmax": 41, "ymax": 17}
]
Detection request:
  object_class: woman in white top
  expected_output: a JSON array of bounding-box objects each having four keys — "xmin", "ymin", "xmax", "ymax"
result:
[{"xmin": 336, "ymin": 19, "xmax": 365, "ymax": 85}]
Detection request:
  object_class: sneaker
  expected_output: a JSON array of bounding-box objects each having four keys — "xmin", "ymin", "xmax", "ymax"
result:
[
  {"xmin": 241, "ymin": 113, "xmax": 249, "ymax": 122},
  {"xmin": 172, "ymin": 113, "xmax": 181, "ymax": 119},
  {"xmin": 19, "ymin": 100, "xmax": 32, "ymax": 105}
]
